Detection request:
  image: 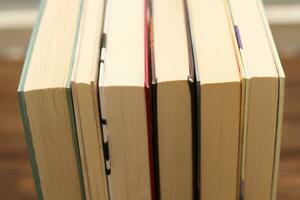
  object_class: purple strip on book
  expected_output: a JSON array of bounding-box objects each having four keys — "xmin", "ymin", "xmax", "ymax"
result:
[{"xmin": 234, "ymin": 25, "xmax": 243, "ymax": 49}]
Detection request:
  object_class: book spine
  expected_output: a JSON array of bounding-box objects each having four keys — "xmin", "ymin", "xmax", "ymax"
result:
[
  {"xmin": 66, "ymin": 1, "xmax": 87, "ymax": 199},
  {"xmin": 17, "ymin": 1, "xmax": 47, "ymax": 199},
  {"xmin": 98, "ymin": 31, "xmax": 113, "ymax": 200},
  {"xmin": 184, "ymin": 1, "xmax": 200, "ymax": 199},
  {"xmin": 147, "ymin": 1, "xmax": 161, "ymax": 199},
  {"xmin": 226, "ymin": 4, "xmax": 249, "ymax": 198},
  {"xmin": 99, "ymin": 33, "xmax": 111, "ymax": 176},
  {"xmin": 144, "ymin": 0, "xmax": 157, "ymax": 199}
]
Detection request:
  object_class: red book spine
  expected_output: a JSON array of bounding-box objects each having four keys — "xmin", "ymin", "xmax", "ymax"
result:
[{"xmin": 144, "ymin": 0, "xmax": 156, "ymax": 199}]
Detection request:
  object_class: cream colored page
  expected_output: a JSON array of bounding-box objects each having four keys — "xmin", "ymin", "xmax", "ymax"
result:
[
  {"xmin": 229, "ymin": 0, "xmax": 277, "ymax": 78},
  {"xmin": 25, "ymin": 0, "xmax": 81, "ymax": 90},
  {"xmin": 186, "ymin": 0, "xmax": 240, "ymax": 84},
  {"xmin": 101, "ymin": 0, "xmax": 144, "ymax": 87},
  {"xmin": 153, "ymin": 0, "xmax": 190, "ymax": 82},
  {"xmin": 75, "ymin": 0, "xmax": 105, "ymax": 84}
]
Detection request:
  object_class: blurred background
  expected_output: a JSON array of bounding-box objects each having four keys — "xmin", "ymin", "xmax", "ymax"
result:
[{"xmin": 0, "ymin": 0, "xmax": 299, "ymax": 199}]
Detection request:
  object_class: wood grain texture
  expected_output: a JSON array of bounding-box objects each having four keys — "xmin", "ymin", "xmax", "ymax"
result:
[
  {"xmin": 0, "ymin": 59, "xmax": 36, "ymax": 200},
  {"xmin": 0, "ymin": 55, "xmax": 299, "ymax": 199}
]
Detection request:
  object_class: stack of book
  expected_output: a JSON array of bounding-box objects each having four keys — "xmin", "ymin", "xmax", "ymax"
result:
[{"xmin": 18, "ymin": 0, "xmax": 285, "ymax": 199}]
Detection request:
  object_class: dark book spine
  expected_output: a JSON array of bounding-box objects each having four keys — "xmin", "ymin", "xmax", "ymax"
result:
[
  {"xmin": 184, "ymin": 0, "xmax": 200, "ymax": 199},
  {"xmin": 99, "ymin": 33, "xmax": 111, "ymax": 176},
  {"xmin": 98, "ymin": 31, "xmax": 112, "ymax": 200},
  {"xmin": 145, "ymin": 0, "xmax": 159, "ymax": 199}
]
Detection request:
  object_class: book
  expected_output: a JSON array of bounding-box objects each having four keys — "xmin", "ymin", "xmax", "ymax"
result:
[
  {"xmin": 17, "ymin": 0, "xmax": 85, "ymax": 199},
  {"xmin": 71, "ymin": 0, "xmax": 109, "ymax": 199},
  {"xmin": 186, "ymin": 0, "xmax": 242, "ymax": 199},
  {"xmin": 98, "ymin": 0, "xmax": 153, "ymax": 199},
  {"xmin": 150, "ymin": 0, "xmax": 195, "ymax": 199},
  {"xmin": 17, "ymin": 0, "xmax": 285, "ymax": 199},
  {"xmin": 227, "ymin": 0, "xmax": 285, "ymax": 199}
]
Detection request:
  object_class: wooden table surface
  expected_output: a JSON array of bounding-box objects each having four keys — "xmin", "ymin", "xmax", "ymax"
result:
[{"xmin": 0, "ymin": 56, "xmax": 299, "ymax": 199}]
